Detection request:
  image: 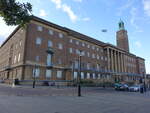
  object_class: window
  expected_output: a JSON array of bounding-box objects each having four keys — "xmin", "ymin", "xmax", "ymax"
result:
[
  {"xmin": 87, "ymin": 63, "xmax": 90, "ymax": 69},
  {"xmin": 96, "ymin": 64, "xmax": 100, "ymax": 70},
  {"xmin": 70, "ymin": 39, "xmax": 73, "ymax": 43},
  {"xmin": 18, "ymin": 53, "xmax": 21, "ymax": 62},
  {"xmin": 69, "ymin": 48, "xmax": 73, "ymax": 53},
  {"xmin": 97, "ymin": 55, "xmax": 99, "ymax": 60},
  {"xmin": 98, "ymin": 74, "xmax": 101, "ymax": 79},
  {"xmin": 76, "ymin": 49, "xmax": 79, "ymax": 54},
  {"xmin": 74, "ymin": 72, "xmax": 78, "ymax": 79},
  {"xmin": 81, "ymin": 72, "xmax": 84, "ymax": 79},
  {"xmin": 101, "ymin": 56, "xmax": 104, "ymax": 60},
  {"xmin": 36, "ymin": 56, "xmax": 40, "ymax": 62},
  {"xmin": 76, "ymin": 41, "xmax": 79, "ymax": 45},
  {"xmin": 93, "ymin": 73, "xmax": 96, "ymax": 79},
  {"xmin": 59, "ymin": 33, "xmax": 63, "ymax": 38},
  {"xmin": 105, "ymin": 57, "xmax": 107, "ymax": 61},
  {"xmin": 14, "ymin": 55, "xmax": 17, "ymax": 64},
  {"xmin": 97, "ymin": 48, "xmax": 99, "ymax": 51},
  {"xmin": 87, "ymin": 52, "xmax": 90, "ymax": 57},
  {"xmin": 48, "ymin": 40, "xmax": 53, "ymax": 47},
  {"xmin": 87, "ymin": 44, "xmax": 90, "ymax": 48},
  {"xmin": 101, "ymin": 49, "xmax": 104, "ymax": 52},
  {"xmin": 92, "ymin": 46, "xmax": 95, "ymax": 50},
  {"xmin": 82, "ymin": 42, "xmax": 85, "ymax": 47},
  {"xmin": 37, "ymin": 26, "xmax": 43, "ymax": 31},
  {"xmin": 36, "ymin": 37, "xmax": 42, "ymax": 45},
  {"xmin": 58, "ymin": 59, "xmax": 62, "ymax": 64},
  {"xmin": 46, "ymin": 69, "xmax": 52, "ymax": 78},
  {"xmin": 58, "ymin": 43, "xmax": 63, "ymax": 49},
  {"xmin": 57, "ymin": 71, "xmax": 62, "ymax": 78},
  {"xmin": 82, "ymin": 51, "xmax": 85, "ymax": 56},
  {"xmin": 33, "ymin": 68, "xmax": 40, "ymax": 77},
  {"xmin": 47, "ymin": 54, "xmax": 52, "ymax": 66},
  {"xmin": 87, "ymin": 73, "xmax": 90, "ymax": 79},
  {"xmin": 49, "ymin": 29, "xmax": 53, "ymax": 35},
  {"xmin": 19, "ymin": 41, "xmax": 22, "ymax": 46},
  {"xmin": 92, "ymin": 54, "xmax": 95, "ymax": 59},
  {"xmin": 75, "ymin": 61, "xmax": 78, "ymax": 68}
]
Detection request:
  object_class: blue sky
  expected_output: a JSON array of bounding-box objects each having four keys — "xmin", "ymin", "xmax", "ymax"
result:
[{"xmin": 0, "ymin": 0, "xmax": 150, "ymax": 73}]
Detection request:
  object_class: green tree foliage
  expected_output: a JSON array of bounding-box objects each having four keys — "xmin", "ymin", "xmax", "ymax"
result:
[{"xmin": 0, "ymin": 0, "xmax": 32, "ymax": 26}]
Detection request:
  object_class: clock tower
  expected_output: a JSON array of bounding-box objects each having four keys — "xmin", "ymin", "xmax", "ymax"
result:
[{"xmin": 116, "ymin": 20, "xmax": 129, "ymax": 52}]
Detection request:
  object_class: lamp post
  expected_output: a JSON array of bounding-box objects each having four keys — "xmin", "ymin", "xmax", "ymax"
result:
[
  {"xmin": 143, "ymin": 71, "xmax": 146, "ymax": 92},
  {"xmin": 78, "ymin": 50, "xmax": 82, "ymax": 97},
  {"xmin": 33, "ymin": 64, "xmax": 36, "ymax": 88}
]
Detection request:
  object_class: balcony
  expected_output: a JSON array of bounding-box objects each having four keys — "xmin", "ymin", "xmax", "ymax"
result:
[{"xmin": 46, "ymin": 47, "xmax": 54, "ymax": 54}]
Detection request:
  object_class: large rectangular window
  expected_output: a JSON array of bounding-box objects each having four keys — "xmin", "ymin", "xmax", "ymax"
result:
[
  {"xmin": 33, "ymin": 68, "xmax": 40, "ymax": 77},
  {"xmin": 48, "ymin": 40, "xmax": 53, "ymax": 47},
  {"xmin": 74, "ymin": 72, "xmax": 78, "ymax": 79},
  {"xmin": 46, "ymin": 69, "xmax": 52, "ymax": 78},
  {"xmin": 36, "ymin": 37, "xmax": 42, "ymax": 45},
  {"xmin": 37, "ymin": 26, "xmax": 43, "ymax": 31},
  {"xmin": 57, "ymin": 71, "xmax": 62, "ymax": 78},
  {"xmin": 47, "ymin": 54, "xmax": 52, "ymax": 66}
]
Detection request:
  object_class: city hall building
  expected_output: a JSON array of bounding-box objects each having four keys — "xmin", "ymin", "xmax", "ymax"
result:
[{"xmin": 0, "ymin": 16, "xmax": 146, "ymax": 83}]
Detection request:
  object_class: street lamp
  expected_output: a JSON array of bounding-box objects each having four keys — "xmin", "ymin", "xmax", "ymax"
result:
[
  {"xmin": 78, "ymin": 50, "xmax": 82, "ymax": 97},
  {"xmin": 33, "ymin": 64, "xmax": 37, "ymax": 88}
]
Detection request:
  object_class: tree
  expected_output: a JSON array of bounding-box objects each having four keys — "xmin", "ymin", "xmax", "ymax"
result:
[{"xmin": 0, "ymin": 0, "xmax": 32, "ymax": 26}]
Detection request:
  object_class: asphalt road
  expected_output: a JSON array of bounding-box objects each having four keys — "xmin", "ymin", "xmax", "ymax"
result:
[{"xmin": 0, "ymin": 84, "xmax": 150, "ymax": 113}]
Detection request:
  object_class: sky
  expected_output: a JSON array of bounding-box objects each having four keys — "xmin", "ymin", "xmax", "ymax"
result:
[{"xmin": 0, "ymin": 0, "xmax": 150, "ymax": 73}]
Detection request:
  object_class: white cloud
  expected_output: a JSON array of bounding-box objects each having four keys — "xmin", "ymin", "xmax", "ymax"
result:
[
  {"xmin": 82, "ymin": 17, "xmax": 90, "ymax": 21},
  {"xmin": 62, "ymin": 4, "xmax": 77, "ymax": 22},
  {"xmin": 39, "ymin": 9, "xmax": 47, "ymax": 17},
  {"xmin": 143, "ymin": 0, "xmax": 150, "ymax": 16},
  {"xmin": 0, "ymin": 18, "xmax": 16, "ymax": 43},
  {"xmin": 51, "ymin": 0, "xmax": 62, "ymax": 9},
  {"xmin": 135, "ymin": 41, "xmax": 142, "ymax": 48},
  {"xmin": 50, "ymin": 0, "xmax": 78, "ymax": 22}
]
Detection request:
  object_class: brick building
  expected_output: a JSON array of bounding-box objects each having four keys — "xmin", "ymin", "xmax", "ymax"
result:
[{"xmin": 0, "ymin": 16, "xmax": 146, "ymax": 83}]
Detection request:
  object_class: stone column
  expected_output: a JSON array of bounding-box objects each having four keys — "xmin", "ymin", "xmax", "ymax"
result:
[
  {"xmin": 111, "ymin": 49, "xmax": 114, "ymax": 72},
  {"xmin": 107, "ymin": 48, "xmax": 111, "ymax": 71},
  {"xmin": 120, "ymin": 53, "xmax": 124, "ymax": 73},
  {"xmin": 114, "ymin": 50, "xmax": 117, "ymax": 73}
]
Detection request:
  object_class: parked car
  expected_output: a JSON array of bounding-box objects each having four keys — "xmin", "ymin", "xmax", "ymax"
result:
[
  {"xmin": 129, "ymin": 85, "xmax": 141, "ymax": 92},
  {"xmin": 114, "ymin": 83, "xmax": 129, "ymax": 91}
]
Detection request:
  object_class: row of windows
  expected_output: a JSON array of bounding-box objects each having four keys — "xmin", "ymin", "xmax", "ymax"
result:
[
  {"xmin": 37, "ymin": 26, "xmax": 64, "ymax": 38},
  {"xmin": 73, "ymin": 72, "xmax": 111, "ymax": 79},
  {"xmin": 69, "ymin": 48, "xmax": 107, "ymax": 60},
  {"xmin": 32, "ymin": 68, "xmax": 111, "ymax": 80},
  {"xmin": 69, "ymin": 39, "xmax": 104, "ymax": 52},
  {"xmin": 37, "ymin": 25, "xmax": 104, "ymax": 54},
  {"xmin": 36, "ymin": 38, "xmax": 63, "ymax": 50},
  {"xmin": 35, "ymin": 38, "xmax": 107, "ymax": 61},
  {"xmin": 33, "ymin": 69, "xmax": 62, "ymax": 78}
]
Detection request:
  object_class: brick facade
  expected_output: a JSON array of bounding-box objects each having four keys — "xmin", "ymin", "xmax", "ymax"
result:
[{"xmin": 0, "ymin": 16, "xmax": 146, "ymax": 84}]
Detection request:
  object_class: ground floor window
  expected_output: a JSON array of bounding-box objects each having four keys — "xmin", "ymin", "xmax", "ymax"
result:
[
  {"xmin": 81, "ymin": 72, "xmax": 84, "ymax": 79},
  {"xmin": 32, "ymin": 68, "xmax": 40, "ymax": 77},
  {"xmin": 74, "ymin": 72, "xmax": 78, "ymax": 79},
  {"xmin": 87, "ymin": 73, "xmax": 90, "ymax": 79},
  {"xmin": 93, "ymin": 73, "xmax": 96, "ymax": 79},
  {"xmin": 98, "ymin": 74, "xmax": 101, "ymax": 79},
  {"xmin": 46, "ymin": 69, "xmax": 52, "ymax": 78},
  {"xmin": 57, "ymin": 71, "xmax": 62, "ymax": 78}
]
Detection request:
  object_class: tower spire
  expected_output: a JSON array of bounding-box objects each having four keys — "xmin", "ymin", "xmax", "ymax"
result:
[{"xmin": 118, "ymin": 19, "xmax": 125, "ymax": 30}]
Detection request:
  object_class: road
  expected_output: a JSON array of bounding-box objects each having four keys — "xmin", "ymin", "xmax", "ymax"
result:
[{"xmin": 0, "ymin": 84, "xmax": 150, "ymax": 113}]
